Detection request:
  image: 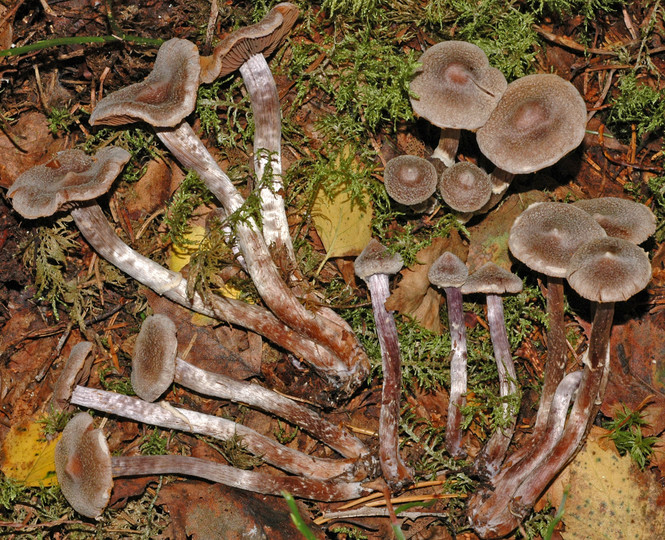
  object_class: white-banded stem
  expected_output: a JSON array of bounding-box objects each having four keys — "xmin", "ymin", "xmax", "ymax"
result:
[{"xmin": 71, "ymin": 386, "xmax": 366, "ymax": 482}]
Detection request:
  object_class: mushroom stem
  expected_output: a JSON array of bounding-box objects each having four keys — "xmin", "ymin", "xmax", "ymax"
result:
[
  {"xmin": 155, "ymin": 122, "xmax": 369, "ymax": 394},
  {"xmin": 443, "ymin": 285, "xmax": 468, "ymax": 458},
  {"xmin": 172, "ymin": 358, "xmax": 369, "ymax": 459},
  {"xmin": 366, "ymin": 273, "xmax": 413, "ymax": 491},
  {"xmin": 469, "ymin": 303, "xmax": 613, "ymax": 537},
  {"xmin": 109, "ymin": 454, "xmax": 369, "ymax": 502},
  {"xmin": 431, "ymin": 127, "xmax": 460, "ymax": 167},
  {"xmin": 71, "ymin": 386, "xmax": 366, "ymax": 481},
  {"xmin": 68, "ymin": 203, "xmax": 350, "ymax": 396},
  {"xmin": 472, "ymin": 293, "xmax": 519, "ymax": 478},
  {"xmin": 476, "ymin": 168, "xmax": 515, "ymax": 214},
  {"xmin": 239, "ymin": 53, "xmax": 296, "ymax": 269}
]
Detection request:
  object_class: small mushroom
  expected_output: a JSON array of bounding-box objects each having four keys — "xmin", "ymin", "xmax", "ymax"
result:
[
  {"xmin": 90, "ymin": 38, "xmax": 369, "ymax": 396},
  {"xmin": 132, "ymin": 314, "xmax": 369, "ymax": 460},
  {"xmin": 438, "ymin": 161, "xmax": 492, "ymax": 215},
  {"xmin": 56, "ymin": 412, "xmax": 370, "ymax": 518},
  {"xmin": 572, "ymin": 196, "xmax": 656, "ymax": 244},
  {"xmin": 461, "ymin": 262, "xmax": 522, "ymax": 478},
  {"xmin": 200, "ymin": 3, "xmax": 301, "ymax": 267},
  {"xmin": 383, "ymin": 155, "xmax": 438, "ymax": 210},
  {"xmin": 427, "ymin": 252, "xmax": 469, "ymax": 458},
  {"xmin": 70, "ymin": 386, "xmax": 365, "ymax": 482},
  {"xmin": 354, "ymin": 239, "xmax": 413, "ymax": 490},
  {"xmin": 50, "ymin": 342, "xmax": 94, "ymax": 412},
  {"xmin": 410, "ymin": 41, "xmax": 507, "ymax": 166},
  {"xmin": 476, "ymin": 74, "xmax": 587, "ymax": 208}
]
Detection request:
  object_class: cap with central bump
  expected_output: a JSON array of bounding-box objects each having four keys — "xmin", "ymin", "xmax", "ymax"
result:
[
  {"xmin": 384, "ymin": 155, "xmax": 438, "ymax": 207},
  {"xmin": 439, "ymin": 161, "xmax": 492, "ymax": 213}
]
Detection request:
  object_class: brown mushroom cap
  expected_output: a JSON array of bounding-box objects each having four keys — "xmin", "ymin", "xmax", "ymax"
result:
[
  {"xmin": 439, "ymin": 161, "xmax": 492, "ymax": 212},
  {"xmin": 460, "ymin": 262, "xmax": 523, "ymax": 295},
  {"xmin": 572, "ymin": 197, "xmax": 656, "ymax": 245},
  {"xmin": 477, "ymin": 74, "xmax": 587, "ymax": 174},
  {"xmin": 384, "ymin": 155, "xmax": 438, "ymax": 206},
  {"xmin": 54, "ymin": 412, "xmax": 113, "ymax": 519},
  {"xmin": 354, "ymin": 239, "xmax": 403, "ymax": 281},
  {"xmin": 410, "ymin": 41, "xmax": 507, "ymax": 130},
  {"xmin": 131, "ymin": 314, "xmax": 178, "ymax": 402},
  {"xmin": 199, "ymin": 3, "xmax": 299, "ymax": 84},
  {"xmin": 7, "ymin": 147, "xmax": 131, "ymax": 219},
  {"xmin": 89, "ymin": 38, "xmax": 200, "ymax": 127},
  {"xmin": 509, "ymin": 202, "xmax": 607, "ymax": 278},
  {"xmin": 566, "ymin": 237, "xmax": 651, "ymax": 302},
  {"xmin": 428, "ymin": 252, "xmax": 468, "ymax": 289}
]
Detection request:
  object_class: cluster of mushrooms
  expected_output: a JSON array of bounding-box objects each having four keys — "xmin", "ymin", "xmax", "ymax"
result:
[{"xmin": 4, "ymin": 3, "xmax": 657, "ymax": 537}]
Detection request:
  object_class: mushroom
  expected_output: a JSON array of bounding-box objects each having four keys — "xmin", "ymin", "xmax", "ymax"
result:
[
  {"xmin": 5, "ymin": 148, "xmax": 357, "ymax": 405},
  {"xmin": 461, "ymin": 262, "xmax": 522, "ymax": 478},
  {"xmin": 438, "ymin": 161, "xmax": 492, "ymax": 216},
  {"xmin": 476, "ymin": 74, "xmax": 587, "ymax": 208},
  {"xmin": 427, "ymin": 251, "xmax": 469, "ymax": 458},
  {"xmin": 50, "ymin": 342, "xmax": 94, "ymax": 412},
  {"xmin": 508, "ymin": 202, "xmax": 606, "ymax": 448},
  {"xmin": 410, "ymin": 41, "xmax": 507, "ymax": 166},
  {"xmin": 132, "ymin": 314, "xmax": 369, "ymax": 460},
  {"xmin": 471, "ymin": 236, "xmax": 652, "ymax": 537},
  {"xmin": 354, "ymin": 239, "xmax": 413, "ymax": 490},
  {"xmin": 383, "ymin": 155, "xmax": 438, "ymax": 211},
  {"xmin": 69, "ymin": 386, "xmax": 365, "ymax": 482},
  {"xmin": 89, "ymin": 37, "xmax": 369, "ymax": 396},
  {"xmin": 56, "ymin": 412, "xmax": 370, "ymax": 518},
  {"xmin": 200, "ymin": 3, "xmax": 301, "ymax": 268},
  {"xmin": 572, "ymin": 196, "xmax": 656, "ymax": 244}
]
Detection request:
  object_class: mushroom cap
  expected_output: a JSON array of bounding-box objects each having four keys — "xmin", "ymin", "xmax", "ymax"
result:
[
  {"xmin": 54, "ymin": 412, "xmax": 113, "ymax": 519},
  {"xmin": 410, "ymin": 41, "xmax": 507, "ymax": 130},
  {"xmin": 131, "ymin": 314, "xmax": 178, "ymax": 402},
  {"xmin": 572, "ymin": 197, "xmax": 656, "ymax": 245},
  {"xmin": 428, "ymin": 252, "xmax": 468, "ymax": 289},
  {"xmin": 89, "ymin": 38, "xmax": 200, "ymax": 127},
  {"xmin": 509, "ymin": 202, "xmax": 607, "ymax": 278},
  {"xmin": 477, "ymin": 74, "xmax": 587, "ymax": 174},
  {"xmin": 354, "ymin": 239, "xmax": 403, "ymax": 281},
  {"xmin": 384, "ymin": 155, "xmax": 438, "ymax": 206},
  {"xmin": 7, "ymin": 147, "xmax": 131, "ymax": 219},
  {"xmin": 438, "ymin": 161, "xmax": 492, "ymax": 212},
  {"xmin": 52, "ymin": 342, "xmax": 94, "ymax": 411},
  {"xmin": 566, "ymin": 237, "xmax": 651, "ymax": 302},
  {"xmin": 199, "ymin": 3, "xmax": 299, "ymax": 84},
  {"xmin": 460, "ymin": 262, "xmax": 523, "ymax": 295}
]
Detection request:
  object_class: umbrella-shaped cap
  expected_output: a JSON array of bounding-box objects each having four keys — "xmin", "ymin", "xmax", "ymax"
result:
[
  {"xmin": 572, "ymin": 197, "xmax": 656, "ymax": 245},
  {"xmin": 428, "ymin": 252, "xmax": 468, "ymax": 289},
  {"xmin": 509, "ymin": 202, "xmax": 607, "ymax": 278},
  {"xmin": 7, "ymin": 147, "xmax": 130, "ymax": 219},
  {"xmin": 460, "ymin": 262, "xmax": 522, "ymax": 295},
  {"xmin": 90, "ymin": 38, "xmax": 200, "ymax": 127},
  {"xmin": 384, "ymin": 155, "xmax": 438, "ymax": 206},
  {"xmin": 566, "ymin": 237, "xmax": 651, "ymax": 302},
  {"xmin": 477, "ymin": 74, "xmax": 587, "ymax": 174},
  {"xmin": 354, "ymin": 239, "xmax": 403, "ymax": 281},
  {"xmin": 410, "ymin": 41, "xmax": 507, "ymax": 131},
  {"xmin": 439, "ymin": 161, "xmax": 492, "ymax": 212}
]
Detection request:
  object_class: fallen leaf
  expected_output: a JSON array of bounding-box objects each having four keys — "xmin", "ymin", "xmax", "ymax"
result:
[
  {"xmin": 0, "ymin": 415, "xmax": 59, "ymax": 486},
  {"xmin": 544, "ymin": 426, "xmax": 665, "ymax": 539},
  {"xmin": 385, "ymin": 232, "xmax": 467, "ymax": 333}
]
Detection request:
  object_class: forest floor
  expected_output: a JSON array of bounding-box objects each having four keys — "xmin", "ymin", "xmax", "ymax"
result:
[{"xmin": 1, "ymin": 1, "xmax": 665, "ymax": 539}]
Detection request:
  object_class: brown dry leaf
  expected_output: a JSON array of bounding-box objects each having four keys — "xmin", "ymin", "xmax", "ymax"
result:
[
  {"xmin": 544, "ymin": 426, "xmax": 665, "ymax": 539},
  {"xmin": 125, "ymin": 158, "xmax": 180, "ymax": 219},
  {"xmin": 0, "ymin": 415, "xmax": 59, "ymax": 487},
  {"xmin": 385, "ymin": 232, "xmax": 467, "ymax": 333},
  {"xmin": 466, "ymin": 189, "xmax": 548, "ymax": 273}
]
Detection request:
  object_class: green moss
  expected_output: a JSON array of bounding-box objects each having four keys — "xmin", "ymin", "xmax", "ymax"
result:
[
  {"xmin": 602, "ymin": 404, "xmax": 658, "ymax": 469},
  {"xmin": 607, "ymin": 72, "xmax": 665, "ymax": 141},
  {"xmin": 162, "ymin": 171, "xmax": 214, "ymax": 247}
]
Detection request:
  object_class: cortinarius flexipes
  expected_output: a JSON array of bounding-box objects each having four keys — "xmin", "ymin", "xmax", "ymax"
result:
[
  {"xmin": 56, "ymin": 412, "xmax": 370, "ymax": 518},
  {"xmin": 89, "ymin": 37, "xmax": 368, "ymax": 396}
]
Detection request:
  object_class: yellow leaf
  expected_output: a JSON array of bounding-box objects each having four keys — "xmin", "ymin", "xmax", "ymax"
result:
[
  {"xmin": 0, "ymin": 415, "xmax": 60, "ymax": 486},
  {"xmin": 544, "ymin": 426, "xmax": 665, "ymax": 538}
]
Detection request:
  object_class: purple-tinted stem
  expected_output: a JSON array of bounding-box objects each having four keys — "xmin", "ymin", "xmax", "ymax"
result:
[
  {"xmin": 472, "ymin": 294, "xmax": 518, "ymax": 478},
  {"xmin": 366, "ymin": 273, "xmax": 413, "ymax": 491},
  {"xmin": 111, "ymin": 455, "xmax": 369, "ymax": 502},
  {"xmin": 443, "ymin": 286, "xmax": 467, "ymax": 458}
]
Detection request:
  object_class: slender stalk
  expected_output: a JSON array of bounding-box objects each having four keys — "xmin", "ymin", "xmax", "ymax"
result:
[
  {"xmin": 443, "ymin": 286, "xmax": 467, "ymax": 458},
  {"xmin": 366, "ymin": 273, "xmax": 413, "ymax": 491},
  {"xmin": 239, "ymin": 53, "xmax": 295, "ymax": 268},
  {"xmin": 431, "ymin": 128, "xmax": 460, "ymax": 167},
  {"xmin": 110, "ymin": 455, "xmax": 369, "ymax": 502},
  {"xmin": 155, "ymin": 122, "xmax": 369, "ymax": 393},
  {"xmin": 71, "ymin": 386, "xmax": 363, "ymax": 481}
]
